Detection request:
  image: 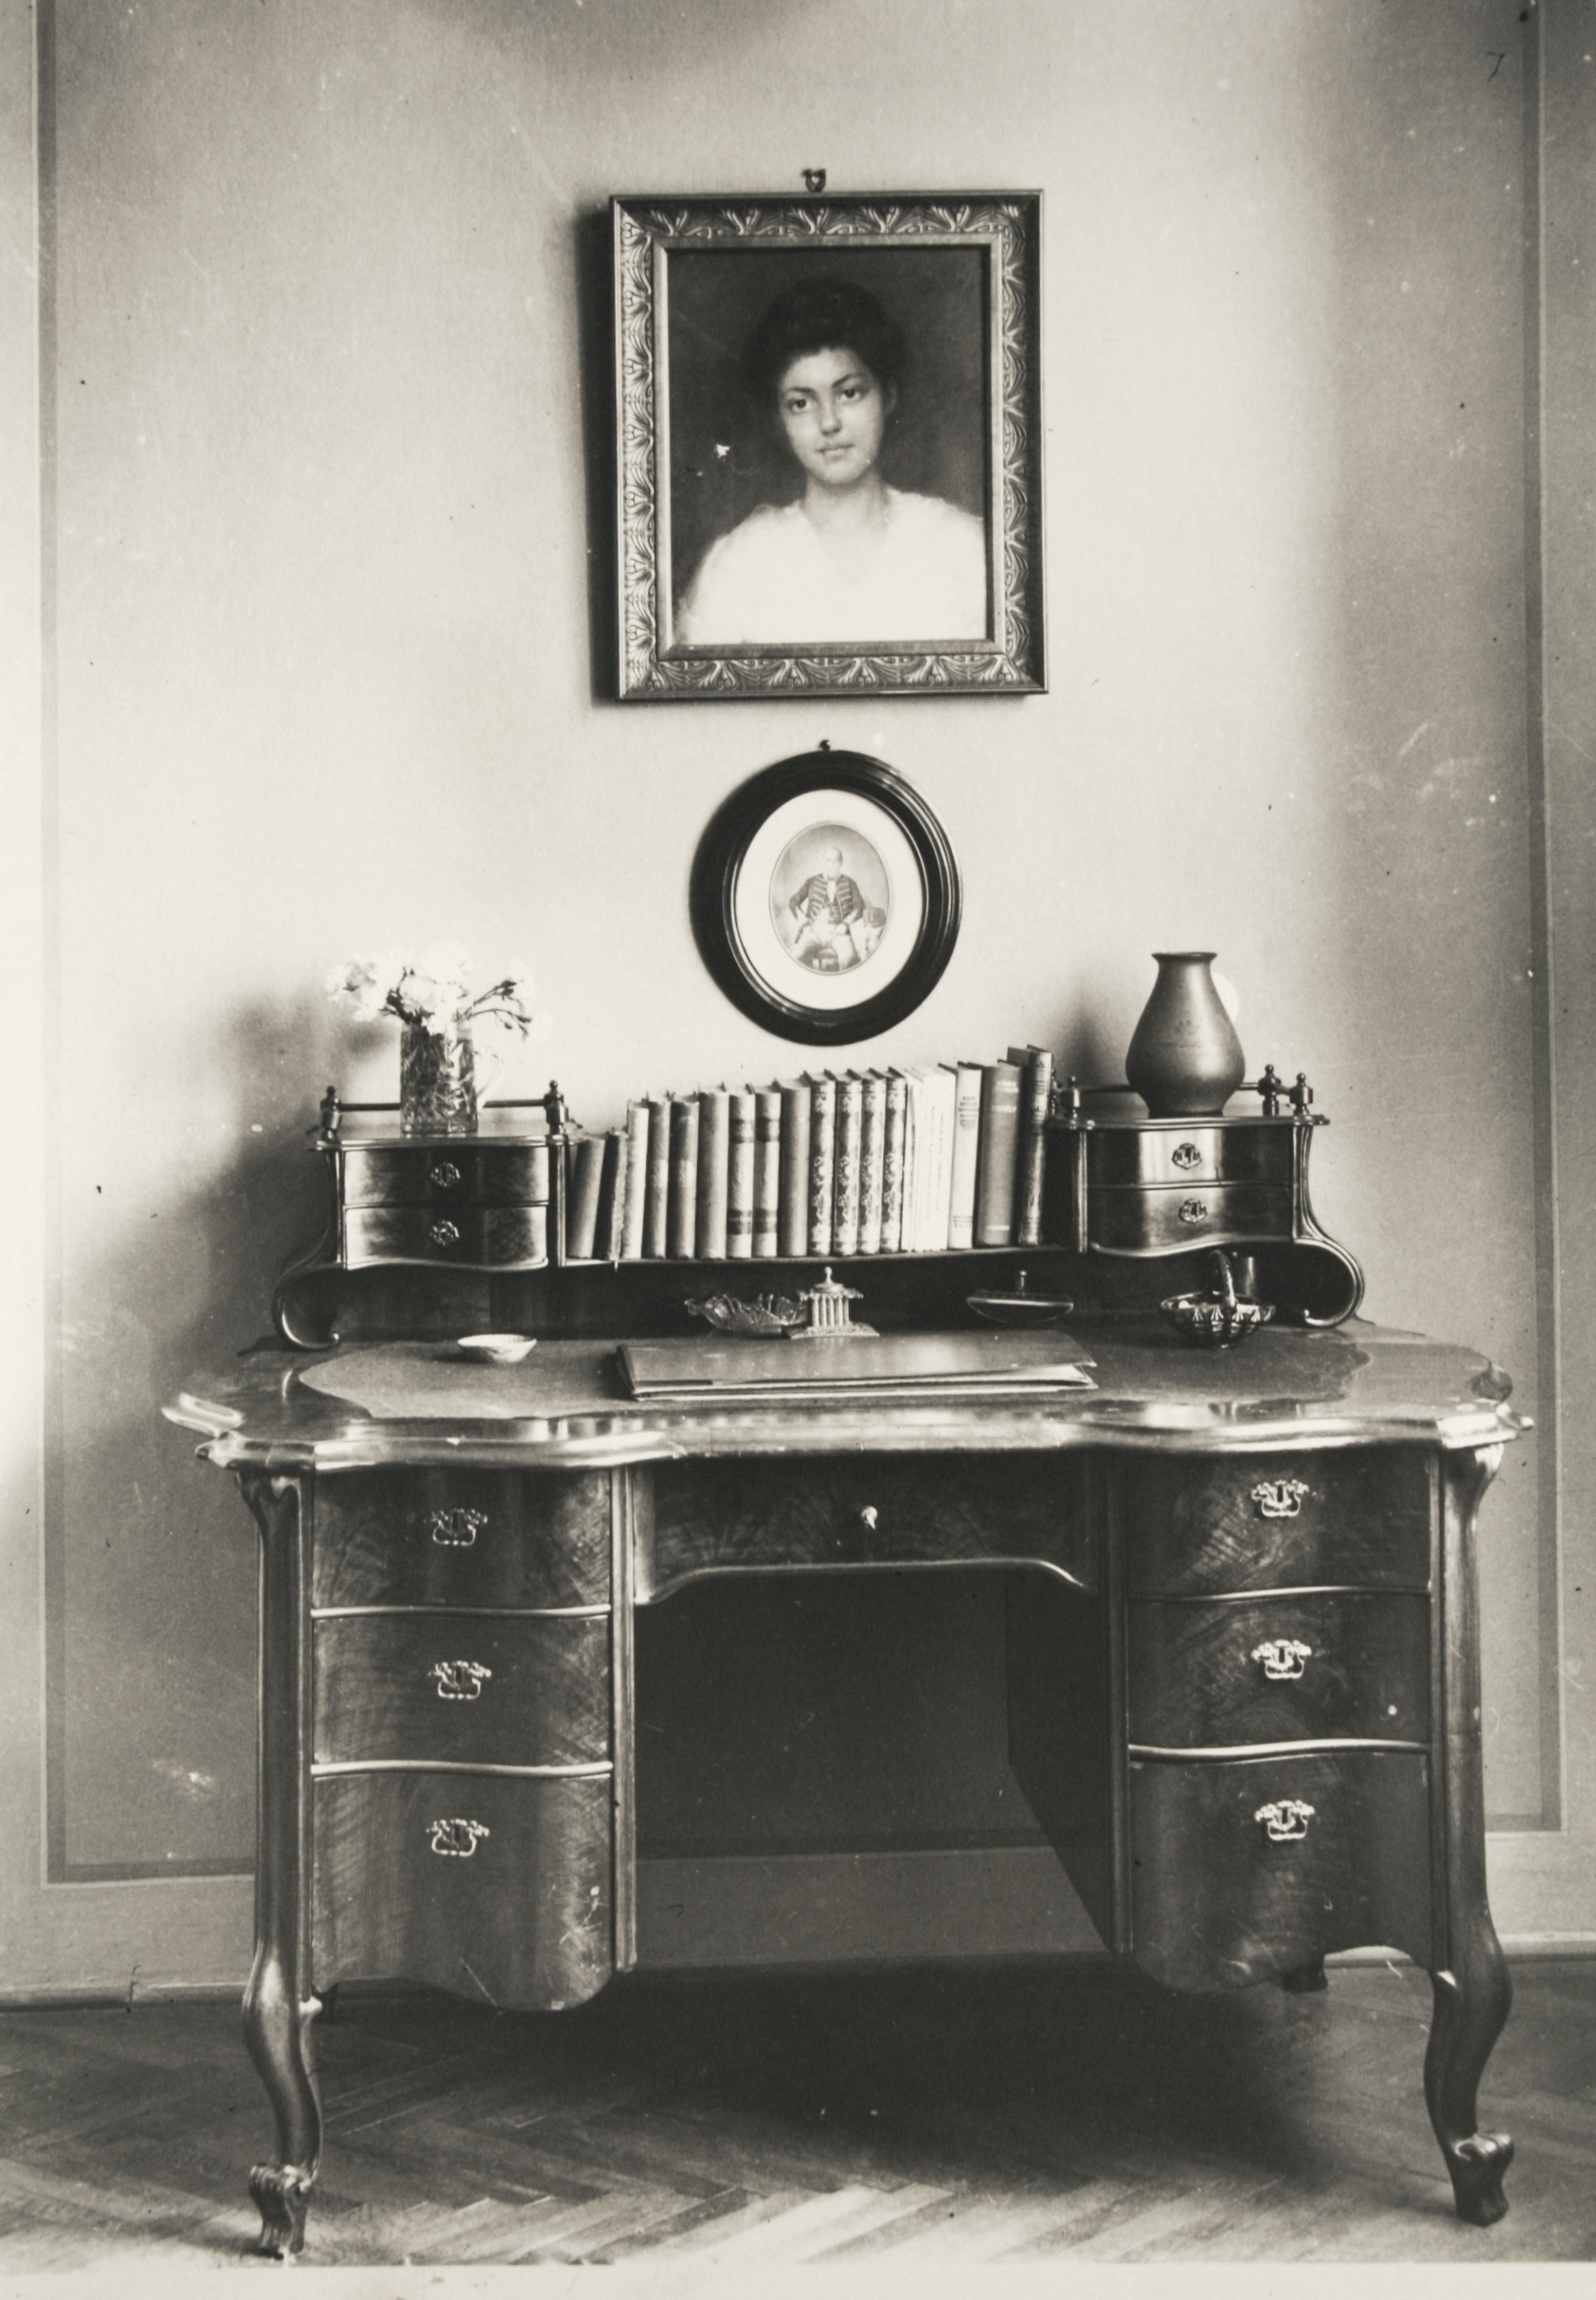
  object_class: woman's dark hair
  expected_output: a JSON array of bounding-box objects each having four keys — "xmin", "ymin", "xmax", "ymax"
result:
[{"xmin": 742, "ymin": 277, "xmax": 906, "ymax": 405}]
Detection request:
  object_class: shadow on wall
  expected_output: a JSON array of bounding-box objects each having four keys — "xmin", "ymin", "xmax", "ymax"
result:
[
  {"xmin": 576, "ymin": 203, "xmax": 618, "ymax": 707},
  {"xmin": 51, "ymin": 990, "xmax": 335, "ymax": 1881}
]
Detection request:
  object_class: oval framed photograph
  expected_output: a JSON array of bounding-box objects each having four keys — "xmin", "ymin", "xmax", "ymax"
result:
[{"xmin": 691, "ymin": 751, "xmax": 961, "ymax": 1043}]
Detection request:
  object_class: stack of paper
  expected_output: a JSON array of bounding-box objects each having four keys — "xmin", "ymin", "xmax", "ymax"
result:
[{"xmin": 618, "ymin": 1330, "xmax": 1096, "ymax": 1406}]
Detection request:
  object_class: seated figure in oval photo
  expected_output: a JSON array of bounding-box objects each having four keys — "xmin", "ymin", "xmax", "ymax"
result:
[
  {"xmin": 676, "ymin": 277, "xmax": 989, "ymax": 649},
  {"xmin": 781, "ymin": 840, "xmax": 886, "ymax": 973}
]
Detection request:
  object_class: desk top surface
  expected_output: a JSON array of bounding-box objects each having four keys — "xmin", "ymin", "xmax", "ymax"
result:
[{"xmin": 165, "ymin": 1320, "xmax": 1520, "ymax": 1473}]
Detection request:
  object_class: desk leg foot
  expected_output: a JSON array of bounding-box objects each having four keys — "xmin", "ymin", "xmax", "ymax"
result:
[
  {"xmin": 247, "ymin": 2161, "xmax": 314, "ymax": 2259},
  {"xmin": 242, "ymin": 1962, "xmax": 323, "ymax": 2256},
  {"xmin": 1425, "ymin": 1963, "xmax": 1513, "ymax": 2226},
  {"xmin": 1280, "ymin": 1956, "xmax": 1328, "ymax": 1994}
]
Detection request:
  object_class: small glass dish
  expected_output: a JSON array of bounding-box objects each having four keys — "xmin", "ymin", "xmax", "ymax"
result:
[
  {"xmin": 685, "ymin": 1293, "xmax": 806, "ymax": 1337},
  {"xmin": 457, "ymin": 1332, "xmax": 537, "ymax": 1364}
]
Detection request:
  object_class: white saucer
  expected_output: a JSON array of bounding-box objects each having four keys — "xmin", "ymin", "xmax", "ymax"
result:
[{"xmin": 457, "ymin": 1333, "xmax": 537, "ymax": 1364}]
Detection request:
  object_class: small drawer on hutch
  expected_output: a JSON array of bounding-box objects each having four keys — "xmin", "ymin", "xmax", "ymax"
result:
[
  {"xmin": 311, "ymin": 1770, "xmax": 613, "ymax": 2010},
  {"xmin": 648, "ymin": 1453, "xmax": 1094, "ymax": 1590},
  {"xmin": 341, "ymin": 1144, "xmax": 551, "ymax": 1208},
  {"xmin": 313, "ymin": 1614, "xmax": 610, "ymax": 1769},
  {"xmin": 1128, "ymin": 1591, "xmax": 1430, "ymax": 1748},
  {"xmin": 1088, "ymin": 1182, "xmax": 1294, "ymax": 1253},
  {"xmin": 1128, "ymin": 1749, "xmax": 1435, "ymax": 1991},
  {"xmin": 1124, "ymin": 1449, "xmax": 1433, "ymax": 1595},
  {"xmin": 342, "ymin": 1206, "xmax": 548, "ymax": 1268},
  {"xmin": 1086, "ymin": 1128, "xmax": 1294, "ymax": 1188},
  {"xmin": 312, "ymin": 1468, "xmax": 611, "ymax": 1611}
]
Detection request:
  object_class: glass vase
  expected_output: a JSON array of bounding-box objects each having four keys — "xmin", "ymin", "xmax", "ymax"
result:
[{"xmin": 399, "ymin": 1017, "xmax": 478, "ymax": 1137}]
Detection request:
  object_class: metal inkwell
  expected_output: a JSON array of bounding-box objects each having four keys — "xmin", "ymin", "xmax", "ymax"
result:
[
  {"xmin": 967, "ymin": 1268, "xmax": 1075, "ymax": 1328},
  {"xmin": 685, "ymin": 1267, "xmax": 878, "ymax": 1340},
  {"xmin": 1161, "ymin": 1250, "xmax": 1276, "ymax": 1349}
]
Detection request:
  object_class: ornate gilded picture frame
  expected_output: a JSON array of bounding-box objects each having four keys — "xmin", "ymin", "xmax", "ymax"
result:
[
  {"xmin": 613, "ymin": 193, "xmax": 1043, "ymax": 701},
  {"xmin": 690, "ymin": 751, "xmax": 962, "ymax": 1042}
]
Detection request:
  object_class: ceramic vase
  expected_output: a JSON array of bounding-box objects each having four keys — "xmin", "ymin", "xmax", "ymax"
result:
[
  {"xmin": 399, "ymin": 1016, "xmax": 478, "ymax": 1136},
  {"xmin": 1124, "ymin": 952, "xmax": 1245, "ymax": 1118}
]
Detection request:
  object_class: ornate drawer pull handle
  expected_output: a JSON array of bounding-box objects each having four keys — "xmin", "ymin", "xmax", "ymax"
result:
[
  {"xmin": 429, "ymin": 1161, "xmax": 462, "ymax": 1190},
  {"xmin": 428, "ymin": 1817, "xmax": 490, "ymax": 1859},
  {"xmin": 430, "ymin": 1507, "xmax": 486, "ymax": 1548},
  {"xmin": 431, "ymin": 1660, "xmax": 493, "ymax": 1701},
  {"xmin": 429, "ymin": 1218, "xmax": 462, "ymax": 1248},
  {"xmin": 1177, "ymin": 1198, "xmax": 1208, "ymax": 1226},
  {"xmin": 1252, "ymin": 1638, "xmax": 1313, "ymax": 1681},
  {"xmin": 1172, "ymin": 1142, "xmax": 1204, "ymax": 1172},
  {"xmin": 1255, "ymin": 1799, "xmax": 1315, "ymax": 1843},
  {"xmin": 859, "ymin": 1506, "xmax": 879, "ymax": 1531},
  {"xmin": 1252, "ymin": 1477, "xmax": 1311, "ymax": 1519}
]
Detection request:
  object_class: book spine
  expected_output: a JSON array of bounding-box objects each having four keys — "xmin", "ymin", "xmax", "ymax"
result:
[
  {"xmin": 598, "ymin": 1128, "xmax": 628, "ymax": 1262},
  {"xmin": 832, "ymin": 1073, "xmax": 863, "ymax": 1255},
  {"xmin": 881, "ymin": 1074, "xmax": 908, "ymax": 1251},
  {"xmin": 974, "ymin": 1060, "xmax": 1024, "ymax": 1246},
  {"xmin": 807, "ymin": 1074, "xmax": 837, "ymax": 1256},
  {"xmin": 901, "ymin": 1070, "xmax": 924, "ymax": 1250},
  {"xmin": 929, "ymin": 1067, "xmax": 956, "ymax": 1250},
  {"xmin": 621, "ymin": 1099, "xmax": 650, "ymax": 1260},
  {"xmin": 858, "ymin": 1072, "xmax": 886, "ymax": 1255},
  {"xmin": 778, "ymin": 1082, "xmax": 812, "ymax": 1256},
  {"xmin": 727, "ymin": 1088, "xmax": 756, "ymax": 1259},
  {"xmin": 642, "ymin": 1096, "xmax": 670, "ymax": 1258},
  {"xmin": 946, "ymin": 1062, "xmax": 983, "ymax": 1249},
  {"xmin": 753, "ymin": 1087, "xmax": 782, "ymax": 1258},
  {"xmin": 667, "ymin": 1095, "xmax": 699, "ymax": 1259},
  {"xmin": 1007, "ymin": 1045, "xmax": 1055, "ymax": 1249},
  {"xmin": 696, "ymin": 1085, "xmax": 729, "ymax": 1259},
  {"xmin": 565, "ymin": 1133, "xmax": 605, "ymax": 1261}
]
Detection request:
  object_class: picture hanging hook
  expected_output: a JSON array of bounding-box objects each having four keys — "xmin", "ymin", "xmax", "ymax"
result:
[{"xmin": 802, "ymin": 168, "xmax": 827, "ymax": 195}]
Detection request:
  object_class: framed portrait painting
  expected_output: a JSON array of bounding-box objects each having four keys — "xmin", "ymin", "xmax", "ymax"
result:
[
  {"xmin": 614, "ymin": 192, "xmax": 1043, "ymax": 701},
  {"xmin": 690, "ymin": 752, "xmax": 961, "ymax": 1043}
]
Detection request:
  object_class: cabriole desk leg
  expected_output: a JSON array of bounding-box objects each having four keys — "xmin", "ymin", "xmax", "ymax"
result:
[
  {"xmin": 240, "ymin": 1471, "xmax": 322, "ymax": 2256},
  {"xmin": 1426, "ymin": 1444, "xmax": 1513, "ymax": 2226}
]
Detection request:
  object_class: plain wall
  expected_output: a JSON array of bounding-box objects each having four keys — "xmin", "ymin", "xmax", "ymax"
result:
[{"xmin": 7, "ymin": 0, "xmax": 1583, "ymax": 1985}]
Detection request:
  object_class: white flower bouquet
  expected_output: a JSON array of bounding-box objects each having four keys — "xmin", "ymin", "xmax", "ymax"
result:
[
  {"xmin": 327, "ymin": 943, "xmax": 551, "ymax": 1134},
  {"xmin": 327, "ymin": 942, "xmax": 551, "ymax": 1041}
]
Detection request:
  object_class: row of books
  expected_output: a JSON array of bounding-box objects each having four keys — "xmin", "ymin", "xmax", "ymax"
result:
[{"xmin": 562, "ymin": 1046, "xmax": 1054, "ymax": 1262}]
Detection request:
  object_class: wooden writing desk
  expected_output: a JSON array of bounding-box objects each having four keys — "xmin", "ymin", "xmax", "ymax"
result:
[{"xmin": 167, "ymin": 1320, "xmax": 1519, "ymax": 2254}]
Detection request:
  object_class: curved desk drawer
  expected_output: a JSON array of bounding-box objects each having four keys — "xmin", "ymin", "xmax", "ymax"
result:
[
  {"xmin": 1086, "ymin": 1127, "xmax": 1295, "ymax": 1188},
  {"xmin": 645, "ymin": 1452, "xmax": 1095, "ymax": 1595},
  {"xmin": 312, "ymin": 1468, "xmax": 611, "ymax": 1611},
  {"xmin": 340, "ymin": 1144, "xmax": 551, "ymax": 1209},
  {"xmin": 1089, "ymin": 1182, "xmax": 1294, "ymax": 1254},
  {"xmin": 1128, "ymin": 1590, "xmax": 1429, "ymax": 1749},
  {"xmin": 1129, "ymin": 1749, "xmax": 1435, "ymax": 1991},
  {"xmin": 311, "ymin": 1770, "xmax": 613, "ymax": 2010},
  {"xmin": 343, "ymin": 1206, "xmax": 548, "ymax": 1268},
  {"xmin": 313, "ymin": 1613, "xmax": 610, "ymax": 1769},
  {"xmin": 1124, "ymin": 1449, "xmax": 1433, "ymax": 1596}
]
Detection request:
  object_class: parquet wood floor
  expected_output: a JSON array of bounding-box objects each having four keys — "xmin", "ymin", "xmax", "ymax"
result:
[{"xmin": 0, "ymin": 1956, "xmax": 1591, "ymax": 2271}]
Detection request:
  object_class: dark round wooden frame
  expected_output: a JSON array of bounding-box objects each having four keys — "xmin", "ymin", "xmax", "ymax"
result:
[{"xmin": 690, "ymin": 751, "xmax": 962, "ymax": 1045}]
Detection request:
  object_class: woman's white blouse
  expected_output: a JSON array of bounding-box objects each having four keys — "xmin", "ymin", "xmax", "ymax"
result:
[{"xmin": 676, "ymin": 489, "xmax": 988, "ymax": 647}]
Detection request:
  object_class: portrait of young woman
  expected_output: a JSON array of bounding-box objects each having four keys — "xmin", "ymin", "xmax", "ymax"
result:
[
  {"xmin": 614, "ymin": 196, "xmax": 1044, "ymax": 698},
  {"xmin": 673, "ymin": 272, "xmax": 989, "ymax": 649}
]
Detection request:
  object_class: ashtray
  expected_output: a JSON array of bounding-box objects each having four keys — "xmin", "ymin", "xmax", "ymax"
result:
[
  {"xmin": 967, "ymin": 1270, "xmax": 1074, "ymax": 1328},
  {"xmin": 1160, "ymin": 1251, "xmax": 1275, "ymax": 1349},
  {"xmin": 685, "ymin": 1293, "xmax": 805, "ymax": 1337},
  {"xmin": 457, "ymin": 1332, "xmax": 537, "ymax": 1364}
]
